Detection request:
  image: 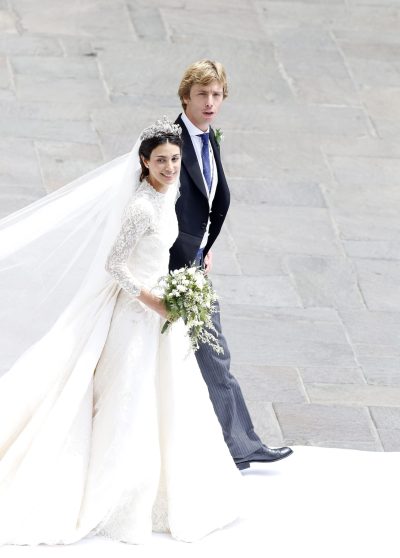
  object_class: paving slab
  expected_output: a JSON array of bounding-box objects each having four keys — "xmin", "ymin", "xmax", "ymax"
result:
[
  {"xmin": 353, "ymin": 259, "xmax": 400, "ymax": 311},
  {"xmin": 299, "ymin": 366, "xmax": 366, "ymax": 385},
  {"xmin": 10, "ymin": 55, "xmax": 100, "ymax": 79},
  {"xmin": 258, "ymin": 2, "xmax": 400, "ymax": 33},
  {"xmin": 358, "ymin": 358, "xmax": 400, "ymax": 388},
  {"xmin": 333, "ymin": 27, "xmax": 400, "ymax": 46},
  {"xmin": 10, "ymin": 0, "xmax": 137, "ymax": 40},
  {"xmin": 321, "ymin": 135, "xmax": 400, "ymax": 158},
  {"xmin": 349, "ymin": 0, "xmax": 400, "ymax": 5},
  {"xmin": 206, "ymin": 248, "xmax": 241, "ymax": 277},
  {"xmin": 361, "ymin": 87, "xmax": 400, "ymax": 140},
  {"xmin": 269, "ymin": 27, "xmax": 359, "ymax": 105},
  {"xmin": 227, "ymin": 205, "xmax": 342, "ymax": 257},
  {"xmin": 343, "ymin": 240, "xmax": 400, "ymax": 261},
  {"xmin": 375, "ymin": 428, "xmax": 400, "ymax": 451},
  {"xmin": 0, "ymin": 98, "xmax": 90, "ymax": 121},
  {"xmin": 324, "ymin": 155, "xmax": 400, "ymax": 213},
  {"xmin": 306, "ymin": 384, "xmax": 400, "ymax": 407},
  {"xmin": 274, "ymin": 403, "xmax": 381, "ymax": 450},
  {"xmin": 221, "ymin": 310, "xmax": 357, "ymax": 368},
  {"xmin": 370, "ymin": 406, "xmax": 400, "ymax": 430},
  {"xmin": 213, "ymin": 275, "xmax": 301, "ymax": 307},
  {"xmin": 161, "ymin": 6, "xmax": 266, "ymax": 41},
  {"xmin": 235, "ymin": 252, "xmax": 286, "ymax": 276},
  {"xmin": 0, "ymin": 137, "xmax": 42, "ymax": 187},
  {"xmin": 0, "ymin": 114, "xmax": 99, "ymax": 143},
  {"xmin": 223, "ymin": 132, "xmax": 332, "ymax": 184},
  {"xmin": 339, "ymin": 310, "xmax": 400, "ymax": 347},
  {"xmin": 339, "ymin": 38, "xmax": 400, "ymax": 63},
  {"xmin": 0, "ymin": 56, "xmax": 10, "ymax": 89},
  {"xmin": 0, "ymin": 185, "xmax": 45, "ymax": 218},
  {"xmin": 0, "ymin": 35, "xmax": 63, "ymax": 56},
  {"xmin": 242, "ymin": 400, "xmax": 284, "ymax": 448},
  {"xmin": 233, "ymin": 364, "xmax": 307, "ymax": 403},
  {"xmin": 220, "ymin": 103, "xmax": 370, "ymax": 136},
  {"xmin": 346, "ymin": 56, "xmax": 400, "ymax": 89},
  {"xmin": 286, "ymin": 256, "xmax": 365, "ymax": 309},
  {"xmin": 369, "ymin": 407, "xmax": 400, "ymax": 450},
  {"xmin": 222, "ymin": 304, "xmax": 342, "ymax": 323},
  {"xmin": 229, "ymin": 178, "xmax": 326, "ymax": 208},
  {"xmin": 35, "ymin": 141, "xmax": 104, "ymax": 192},
  {"xmin": 14, "ymin": 73, "xmax": 108, "ymax": 106},
  {"xmin": 330, "ymin": 210, "xmax": 400, "ymax": 244}
]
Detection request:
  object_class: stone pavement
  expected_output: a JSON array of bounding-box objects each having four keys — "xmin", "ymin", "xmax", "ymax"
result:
[{"xmin": 1, "ymin": 0, "xmax": 399, "ymax": 451}]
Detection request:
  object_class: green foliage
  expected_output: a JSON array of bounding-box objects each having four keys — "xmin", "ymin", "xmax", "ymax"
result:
[
  {"xmin": 158, "ymin": 266, "xmax": 223, "ymax": 354},
  {"xmin": 214, "ymin": 128, "xmax": 224, "ymax": 146}
]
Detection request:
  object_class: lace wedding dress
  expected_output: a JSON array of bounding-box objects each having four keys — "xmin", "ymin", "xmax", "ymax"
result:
[{"xmin": 0, "ymin": 179, "xmax": 241, "ymax": 546}]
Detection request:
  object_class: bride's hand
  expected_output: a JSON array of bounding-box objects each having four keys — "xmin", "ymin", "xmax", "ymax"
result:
[
  {"xmin": 152, "ymin": 297, "xmax": 168, "ymax": 319},
  {"xmin": 137, "ymin": 289, "xmax": 168, "ymax": 319}
]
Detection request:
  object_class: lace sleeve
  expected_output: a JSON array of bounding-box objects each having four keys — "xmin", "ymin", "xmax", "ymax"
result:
[{"xmin": 105, "ymin": 199, "xmax": 153, "ymax": 297}]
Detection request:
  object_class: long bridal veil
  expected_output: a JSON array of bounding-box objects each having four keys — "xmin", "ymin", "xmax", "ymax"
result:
[
  {"xmin": 0, "ymin": 139, "xmax": 142, "ymax": 379},
  {"xmin": 0, "ymin": 138, "xmax": 145, "ymax": 540}
]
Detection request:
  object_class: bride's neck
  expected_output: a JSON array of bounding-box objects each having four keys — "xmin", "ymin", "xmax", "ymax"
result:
[{"xmin": 145, "ymin": 176, "xmax": 169, "ymax": 194}]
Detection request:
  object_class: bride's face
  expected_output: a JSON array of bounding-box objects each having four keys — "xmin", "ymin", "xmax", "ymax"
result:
[{"xmin": 144, "ymin": 142, "xmax": 181, "ymax": 190}]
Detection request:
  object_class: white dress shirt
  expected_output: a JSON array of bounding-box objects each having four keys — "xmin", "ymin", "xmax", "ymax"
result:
[{"xmin": 181, "ymin": 112, "xmax": 218, "ymax": 249}]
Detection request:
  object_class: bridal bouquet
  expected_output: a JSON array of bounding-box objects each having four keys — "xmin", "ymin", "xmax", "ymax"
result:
[{"xmin": 158, "ymin": 266, "xmax": 223, "ymax": 354}]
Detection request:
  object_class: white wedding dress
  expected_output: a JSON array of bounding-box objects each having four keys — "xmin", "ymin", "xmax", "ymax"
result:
[{"xmin": 0, "ymin": 179, "xmax": 241, "ymax": 546}]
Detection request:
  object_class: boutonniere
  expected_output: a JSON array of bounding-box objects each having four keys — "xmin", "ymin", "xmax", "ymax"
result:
[{"xmin": 214, "ymin": 128, "xmax": 224, "ymax": 146}]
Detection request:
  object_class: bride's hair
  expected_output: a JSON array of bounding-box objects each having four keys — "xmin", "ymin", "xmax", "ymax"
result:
[
  {"xmin": 138, "ymin": 134, "xmax": 183, "ymax": 182},
  {"xmin": 178, "ymin": 59, "xmax": 228, "ymax": 110}
]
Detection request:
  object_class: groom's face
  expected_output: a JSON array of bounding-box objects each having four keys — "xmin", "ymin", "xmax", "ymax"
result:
[{"xmin": 183, "ymin": 80, "xmax": 224, "ymax": 131}]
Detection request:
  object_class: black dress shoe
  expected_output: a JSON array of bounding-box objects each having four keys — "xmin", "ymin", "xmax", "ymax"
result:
[{"xmin": 235, "ymin": 446, "xmax": 293, "ymax": 469}]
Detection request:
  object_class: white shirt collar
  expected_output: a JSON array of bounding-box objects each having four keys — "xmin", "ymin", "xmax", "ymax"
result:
[{"xmin": 181, "ymin": 112, "xmax": 209, "ymax": 137}]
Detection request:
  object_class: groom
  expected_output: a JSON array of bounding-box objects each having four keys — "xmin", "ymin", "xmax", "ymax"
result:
[{"xmin": 169, "ymin": 60, "xmax": 293, "ymax": 470}]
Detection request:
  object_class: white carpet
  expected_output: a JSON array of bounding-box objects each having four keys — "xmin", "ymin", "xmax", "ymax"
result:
[{"xmin": 2, "ymin": 446, "xmax": 399, "ymax": 558}]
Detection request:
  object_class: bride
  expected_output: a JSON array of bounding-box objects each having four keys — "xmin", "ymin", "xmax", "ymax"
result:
[{"xmin": 0, "ymin": 117, "xmax": 241, "ymax": 545}]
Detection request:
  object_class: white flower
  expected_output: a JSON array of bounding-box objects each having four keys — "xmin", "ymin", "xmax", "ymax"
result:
[
  {"xmin": 160, "ymin": 265, "xmax": 222, "ymax": 354},
  {"xmin": 189, "ymin": 319, "xmax": 204, "ymax": 327}
]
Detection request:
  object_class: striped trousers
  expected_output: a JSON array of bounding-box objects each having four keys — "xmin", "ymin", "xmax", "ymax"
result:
[{"xmin": 194, "ymin": 300, "xmax": 264, "ymax": 460}]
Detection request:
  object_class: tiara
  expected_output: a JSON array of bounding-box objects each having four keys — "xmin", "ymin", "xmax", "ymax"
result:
[{"xmin": 140, "ymin": 116, "xmax": 182, "ymax": 141}]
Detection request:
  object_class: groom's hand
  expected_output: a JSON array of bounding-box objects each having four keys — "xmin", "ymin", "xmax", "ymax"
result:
[{"xmin": 204, "ymin": 251, "xmax": 213, "ymax": 274}]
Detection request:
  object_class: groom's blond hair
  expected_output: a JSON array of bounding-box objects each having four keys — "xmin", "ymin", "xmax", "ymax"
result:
[{"xmin": 178, "ymin": 60, "xmax": 228, "ymax": 110}]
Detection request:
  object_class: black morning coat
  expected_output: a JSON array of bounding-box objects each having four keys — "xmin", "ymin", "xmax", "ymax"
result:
[{"xmin": 169, "ymin": 114, "xmax": 230, "ymax": 271}]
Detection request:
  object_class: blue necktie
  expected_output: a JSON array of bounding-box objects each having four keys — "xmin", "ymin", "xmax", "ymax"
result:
[{"xmin": 198, "ymin": 133, "xmax": 212, "ymax": 192}]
